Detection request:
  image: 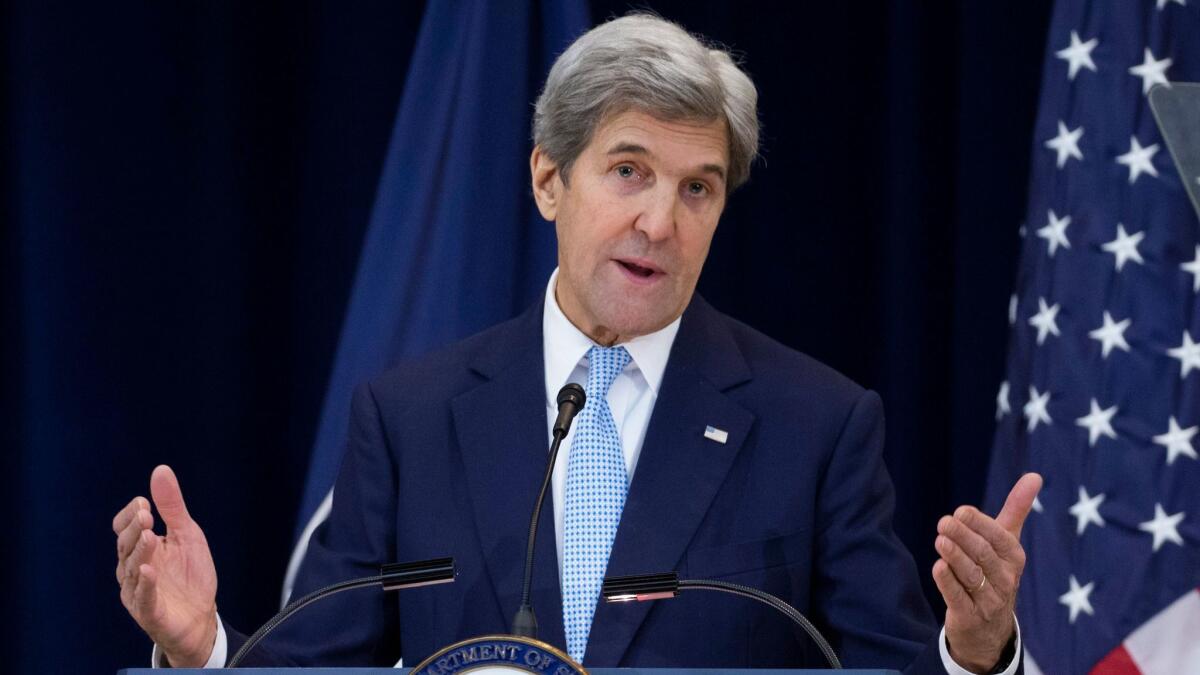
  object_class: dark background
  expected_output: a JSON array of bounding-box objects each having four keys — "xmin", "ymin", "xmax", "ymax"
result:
[{"xmin": 2, "ymin": 2, "xmax": 1052, "ymax": 672}]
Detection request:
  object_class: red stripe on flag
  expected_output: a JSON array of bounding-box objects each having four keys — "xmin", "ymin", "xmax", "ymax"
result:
[{"xmin": 1090, "ymin": 645, "xmax": 1141, "ymax": 675}]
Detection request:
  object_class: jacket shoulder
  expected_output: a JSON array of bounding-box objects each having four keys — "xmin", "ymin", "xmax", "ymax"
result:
[{"xmin": 362, "ymin": 307, "xmax": 537, "ymax": 406}]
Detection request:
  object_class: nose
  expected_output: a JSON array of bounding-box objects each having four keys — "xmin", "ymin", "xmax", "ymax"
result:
[{"xmin": 633, "ymin": 187, "xmax": 677, "ymax": 243}]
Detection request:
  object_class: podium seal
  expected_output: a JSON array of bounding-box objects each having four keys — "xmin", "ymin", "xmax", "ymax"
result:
[{"xmin": 412, "ymin": 635, "xmax": 587, "ymax": 675}]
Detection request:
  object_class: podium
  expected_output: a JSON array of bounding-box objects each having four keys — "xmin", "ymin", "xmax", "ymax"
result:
[
  {"xmin": 119, "ymin": 670, "xmax": 899, "ymax": 674},
  {"xmin": 119, "ymin": 662, "xmax": 902, "ymax": 667}
]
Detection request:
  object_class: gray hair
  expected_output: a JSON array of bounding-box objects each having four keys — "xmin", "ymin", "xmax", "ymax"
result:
[{"xmin": 533, "ymin": 13, "xmax": 760, "ymax": 193}]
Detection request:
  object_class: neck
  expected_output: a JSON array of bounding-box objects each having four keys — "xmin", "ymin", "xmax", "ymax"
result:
[{"xmin": 555, "ymin": 286, "xmax": 628, "ymax": 346}]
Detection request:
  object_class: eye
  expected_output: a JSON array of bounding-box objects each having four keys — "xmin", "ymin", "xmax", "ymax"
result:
[
  {"xmin": 615, "ymin": 165, "xmax": 638, "ymax": 179},
  {"xmin": 687, "ymin": 181, "xmax": 709, "ymax": 196}
]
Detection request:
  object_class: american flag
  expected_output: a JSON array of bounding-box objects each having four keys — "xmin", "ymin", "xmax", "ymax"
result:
[{"xmin": 984, "ymin": 1, "xmax": 1200, "ymax": 674}]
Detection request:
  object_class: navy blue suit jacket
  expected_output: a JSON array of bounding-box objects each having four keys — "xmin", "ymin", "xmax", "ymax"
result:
[{"xmin": 229, "ymin": 295, "xmax": 949, "ymax": 672}]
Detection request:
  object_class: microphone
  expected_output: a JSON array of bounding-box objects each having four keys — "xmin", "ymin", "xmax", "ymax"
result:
[
  {"xmin": 511, "ymin": 383, "xmax": 586, "ymax": 638},
  {"xmin": 601, "ymin": 572, "xmax": 843, "ymax": 669},
  {"xmin": 552, "ymin": 382, "xmax": 587, "ymax": 436},
  {"xmin": 227, "ymin": 557, "xmax": 456, "ymax": 668}
]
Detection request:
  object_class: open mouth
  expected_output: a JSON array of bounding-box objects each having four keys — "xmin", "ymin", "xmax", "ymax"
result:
[{"xmin": 616, "ymin": 259, "xmax": 660, "ymax": 279}]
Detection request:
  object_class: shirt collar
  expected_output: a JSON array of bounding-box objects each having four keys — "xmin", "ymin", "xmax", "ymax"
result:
[{"xmin": 542, "ymin": 268, "xmax": 681, "ymax": 406}]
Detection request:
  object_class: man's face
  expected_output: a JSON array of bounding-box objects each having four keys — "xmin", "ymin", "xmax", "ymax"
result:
[{"xmin": 531, "ymin": 110, "xmax": 729, "ymax": 344}]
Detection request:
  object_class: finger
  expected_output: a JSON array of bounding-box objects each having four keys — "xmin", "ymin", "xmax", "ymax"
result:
[
  {"xmin": 996, "ymin": 472, "xmax": 1043, "ymax": 536},
  {"xmin": 150, "ymin": 465, "xmax": 193, "ymax": 532},
  {"xmin": 117, "ymin": 508, "xmax": 153, "ymax": 560},
  {"xmin": 954, "ymin": 505, "xmax": 1023, "ymax": 561},
  {"xmin": 938, "ymin": 515, "xmax": 1011, "ymax": 589},
  {"xmin": 932, "ymin": 558, "xmax": 975, "ymax": 615},
  {"xmin": 936, "ymin": 533, "xmax": 1006, "ymax": 620},
  {"xmin": 115, "ymin": 523, "xmax": 142, "ymax": 583},
  {"xmin": 134, "ymin": 564, "xmax": 161, "ymax": 627},
  {"xmin": 113, "ymin": 496, "xmax": 150, "ymax": 535},
  {"xmin": 124, "ymin": 529, "xmax": 160, "ymax": 578},
  {"xmin": 935, "ymin": 533, "xmax": 985, "ymax": 590},
  {"xmin": 120, "ymin": 559, "xmax": 139, "ymax": 612}
]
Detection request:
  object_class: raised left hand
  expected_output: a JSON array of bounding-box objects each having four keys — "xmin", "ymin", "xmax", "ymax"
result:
[{"xmin": 931, "ymin": 472, "xmax": 1042, "ymax": 673}]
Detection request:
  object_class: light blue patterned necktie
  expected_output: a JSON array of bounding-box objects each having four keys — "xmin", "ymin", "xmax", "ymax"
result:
[{"xmin": 562, "ymin": 345, "xmax": 632, "ymax": 663}]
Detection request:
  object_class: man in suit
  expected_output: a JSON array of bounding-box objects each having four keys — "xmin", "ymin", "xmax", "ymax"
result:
[{"xmin": 112, "ymin": 14, "xmax": 1039, "ymax": 673}]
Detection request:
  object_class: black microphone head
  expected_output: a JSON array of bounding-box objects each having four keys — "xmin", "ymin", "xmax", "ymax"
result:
[
  {"xmin": 552, "ymin": 383, "xmax": 587, "ymax": 438},
  {"xmin": 557, "ymin": 382, "xmax": 586, "ymax": 409}
]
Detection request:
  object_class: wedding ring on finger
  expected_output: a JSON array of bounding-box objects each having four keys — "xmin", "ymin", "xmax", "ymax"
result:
[{"xmin": 969, "ymin": 575, "xmax": 987, "ymax": 594}]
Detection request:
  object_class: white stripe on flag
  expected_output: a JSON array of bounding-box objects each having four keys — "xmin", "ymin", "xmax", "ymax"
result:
[{"xmin": 1123, "ymin": 588, "xmax": 1200, "ymax": 675}]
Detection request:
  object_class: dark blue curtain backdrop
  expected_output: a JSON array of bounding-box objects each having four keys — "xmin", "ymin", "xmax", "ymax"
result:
[{"xmin": 2, "ymin": 2, "xmax": 1051, "ymax": 672}]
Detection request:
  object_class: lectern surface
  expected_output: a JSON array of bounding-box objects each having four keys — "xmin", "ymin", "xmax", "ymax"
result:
[
  {"xmin": 119, "ymin": 669, "xmax": 899, "ymax": 674},
  {"xmin": 119, "ymin": 662, "xmax": 902, "ymax": 667}
]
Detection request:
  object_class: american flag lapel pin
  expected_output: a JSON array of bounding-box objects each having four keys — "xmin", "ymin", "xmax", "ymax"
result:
[{"xmin": 703, "ymin": 425, "xmax": 729, "ymax": 444}]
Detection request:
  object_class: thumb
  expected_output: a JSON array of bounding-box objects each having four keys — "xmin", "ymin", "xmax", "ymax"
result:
[
  {"xmin": 149, "ymin": 465, "xmax": 194, "ymax": 532},
  {"xmin": 996, "ymin": 472, "xmax": 1043, "ymax": 536}
]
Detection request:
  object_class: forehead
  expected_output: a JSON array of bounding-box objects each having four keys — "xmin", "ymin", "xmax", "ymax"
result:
[{"xmin": 585, "ymin": 110, "xmax": 729, "ymax": 172}]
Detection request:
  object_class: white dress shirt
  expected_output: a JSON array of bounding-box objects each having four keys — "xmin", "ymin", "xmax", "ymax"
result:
[
  {"xmin": 541, "ymin": 268, "xmax": 680, "ymax": 571},
  {"xmin": 154, "ymin": 268, "xmax": 1016, "ymax": 674}
]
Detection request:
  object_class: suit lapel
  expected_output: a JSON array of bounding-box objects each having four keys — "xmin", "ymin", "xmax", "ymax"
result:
[
  {"xmin": 451, "ymin": 299, "xmax": 567, "ymax": 650},
  {"xmin": 585, "ymin": 296, "xmax": 755, "ymax": 666}
]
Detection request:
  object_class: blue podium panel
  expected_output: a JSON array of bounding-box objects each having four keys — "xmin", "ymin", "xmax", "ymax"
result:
[
  {"xmin": 119, "ymin": 662, "xmax": 902, "ymax": 667},
  {"xmin": 119, "ymin": 670, "xmax": 899, "ymax": 674}
]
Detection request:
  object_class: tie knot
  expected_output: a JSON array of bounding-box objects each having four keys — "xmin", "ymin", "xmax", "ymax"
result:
[{"xmin": 585, "ymin": 345, "xmax": 631, "ymax": 399}]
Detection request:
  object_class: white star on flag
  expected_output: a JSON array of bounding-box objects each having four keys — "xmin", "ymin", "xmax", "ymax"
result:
[
  {"xmin": 1059, "ymin": 575, "xmax": 1096, "ymax": 624},
  {"xmin": 1100, "ymin": 223, "xmax": 1145, "ymax": 271},
  {"xmin": 1088, "ymin": 311, "xmax": 1131, "ymax": 358},
  {"xmin": 1045, "ymin": 120, "xmax": 1084, "ymax": 168},
  {"xmin": 1037, "ymin": 209, "xmax": 1071, "ymax": 256},
  {"xmin": 1032, "ymin": 495, "xmax": 1044, "ymax": 513},
  {"xmin": 1153, "ymin": 417, "xmax": 1198, "ymax": 465},
  {"xmin": 1008, "ymin": 294, "xmax": 1018, "ymax": 325},
  {"xmin": 996, "ymin": 381, "xmax": 1011, "ymax": 420},
  {"xmin": 1055, "ymin": 30, "xmax": 1098, "ymax": 80},
  {"xmin": 992, "ymin": 5, "xmax": 1200, "ymax": 671},
  {"xmin": 1069, "ymin": 486, "xmax": 1106, "ymax": 535},
  {"xmin": 1024, "ymin": 386, "xmax": 1052, "ymax": 432},
  {"xmin": 1115, "ymin": 136, "xmax": 1160, "ymax": 184},
  {"xmin": 1075, "ymin": 399, "xmax": 1118, "ymax": 447},
  {"xmin": 1138, "ymin": 504, "xmax": 1185, "ymax": 552},
  {"xmin": 1028, "ymin": 297, "xmax": 1062, "ymax": 345},
  {"xmin": 1128, "ymin": 47, "xmax": 1172, "ymax": 95},
  {"xmin": 1167, "ymin": 331, "xmax": 1200, "ymax": 378},
  {"xmin": 1181, "ymin": 244, "xmax": 1200, "ymax": 292}
]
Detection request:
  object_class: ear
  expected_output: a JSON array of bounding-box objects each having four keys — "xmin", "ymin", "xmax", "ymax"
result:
[{"xmin": 530, "ymin": 145, "xmax": 562, "ymax": 222}]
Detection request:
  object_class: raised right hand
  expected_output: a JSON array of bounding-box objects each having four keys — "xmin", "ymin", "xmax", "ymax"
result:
[{"xmin": 113, "ymin": 465, "xmax": 219, "ymax": 667}]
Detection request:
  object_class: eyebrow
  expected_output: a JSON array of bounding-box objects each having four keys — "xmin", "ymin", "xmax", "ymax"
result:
[{"xmin": 606, "ymin": 142, "xmax": 727, "ymax": 182}]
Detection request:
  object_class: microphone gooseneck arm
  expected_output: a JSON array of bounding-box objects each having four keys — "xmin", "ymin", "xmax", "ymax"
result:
[
  {"xmin": 512, "ymin": 383, "xmax": 586, "ymax": 638},
  {"xmin": 679, "ymin": 579, "xmax": 841, "ymax": 670},
  {"xmin": 511, "ymin": 427, "xmax": 567, "ymax": 638},
  {"xmin": 602, "ymin": 572, "xmax": 842, "ymax": 670},
  {"xmin": 227, "ymin": 557, "xmax": 455, "ymax": 668}
]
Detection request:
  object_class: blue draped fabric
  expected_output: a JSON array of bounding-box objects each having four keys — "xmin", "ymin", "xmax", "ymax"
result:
[{"xmin": 295, "ymin": 0, "xmax": 589, "ymax": 546}]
